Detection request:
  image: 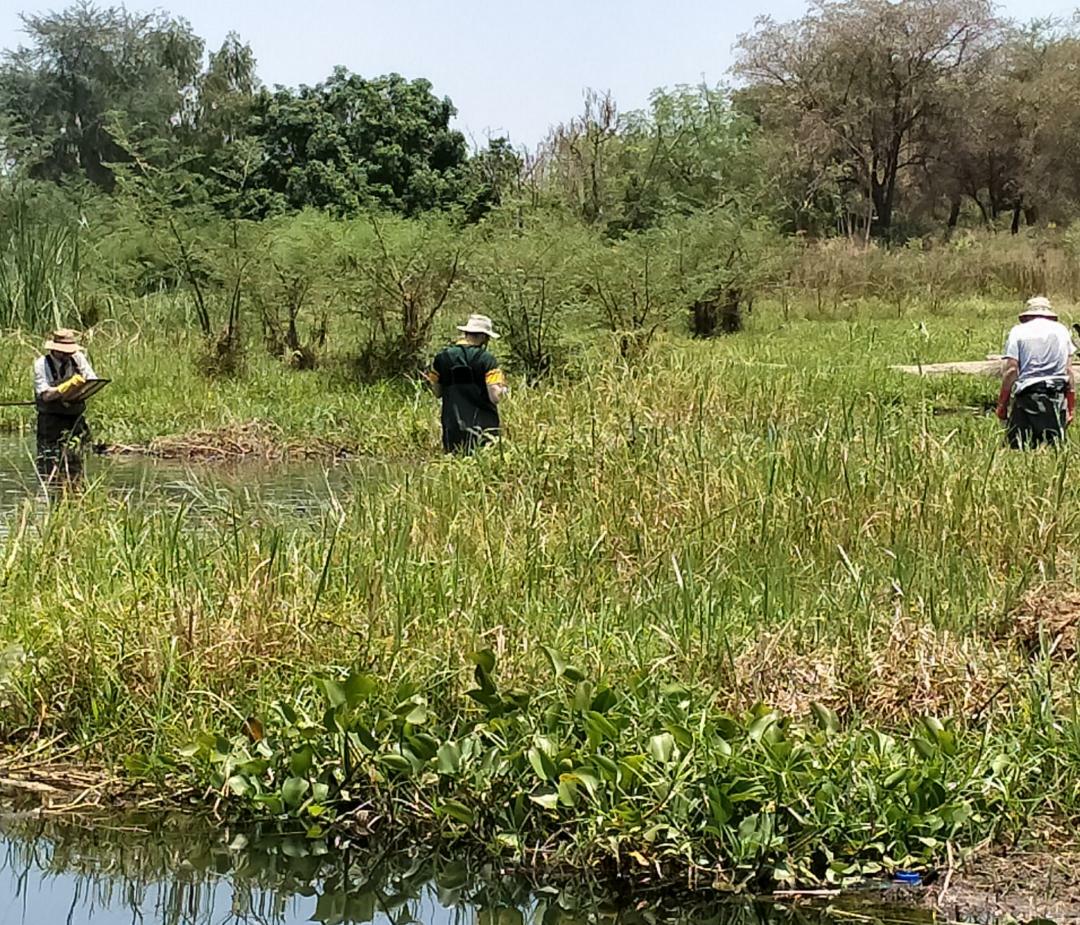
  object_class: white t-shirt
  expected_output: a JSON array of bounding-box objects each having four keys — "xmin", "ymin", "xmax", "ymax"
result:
[
  {"xmin": 33, "ymin": 352, "xmax": 96, "ymax": 398},
  {"xmin": 1003, "ymin": 318, "xmax": 1075, "ymax": 394}
]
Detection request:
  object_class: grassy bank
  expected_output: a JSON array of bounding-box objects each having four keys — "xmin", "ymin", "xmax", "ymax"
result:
[{"xmin": 1, "ymin": 297, "xmax": 1079, "ymax": 886}]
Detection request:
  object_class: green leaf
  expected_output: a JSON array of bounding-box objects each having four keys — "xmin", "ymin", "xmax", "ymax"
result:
[
  {"xmin": 345, "ymin": 672, "xmax": 377, "ymax": 706},
  {"xmin": 529, "ymin": 792, "xmax": 560, "ymax": 810},
  {"xmin": 405, "ymin": 703, "xmax": 429, "ymax": 726},
  {"xmin": 527, "ymin": 746, "xmax": 556, "ymax": 781},
  {"xmin": 290, "ymin": 746, "xmax": 314, "ymax": 777},
  {"xmin": 541, "ymin": 645, "xmax": 567, "ymax": 678},
  {"xmin": 437, "ymin": 742, "xmax": 462, "ymax": 775},
  {"xmin": 648, "ymin": 732, "xmax": 675, "ymax": 764},
  {"xmin": 281, "ymin": 776, "xmax": 309, "ymax": 809},
  {"xmin": 225, "ymin": 775, "xmax": 252, "ymax": 798},
  {"xmin": 810, "ymin": 701, "xmax": 839, "ymax": 733},
  {"xmin": 377, "ymin": 753, "xmax": 413, "ymax": 773},
  {"xmin": 748, "ymin": 711, "xmax": 779, "ymax": 742},
  {"xmin": 322, "ymin": 679, "xmax": 347, "ymax": 709},
  {"xmin": 584, "ymin": 711, "xmax": 618, "ymax": 747},
  {"xmin": 470, "ymin": 649, "xmax": 496, "ymax": 675},
  {"xmin": 438, "ymin": 799, "xmax": 475, "ymax": 825}
]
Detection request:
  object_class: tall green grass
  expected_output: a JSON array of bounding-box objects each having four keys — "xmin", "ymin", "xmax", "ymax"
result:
[{"xmin": 0, "ymin": 297, "xmax": 1078, "ymax": 882}]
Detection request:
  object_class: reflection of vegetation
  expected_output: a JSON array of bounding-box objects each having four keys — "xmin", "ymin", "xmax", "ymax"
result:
[{"xmin": 0, "ymin": 813, "xmax": 914, "ymax": 925}]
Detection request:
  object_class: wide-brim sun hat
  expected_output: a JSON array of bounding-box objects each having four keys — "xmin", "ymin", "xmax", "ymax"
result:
[
  {"xmin": 457, "ymin": 314, "xmax": 500, "ymax": 339},
  {"xmin": 1019, "ymin": 296, "xmax": 1058, "ymax": 320},
  {"xmin": 44, "ymin": 328, "xmax": 83, "ymax": 354}
]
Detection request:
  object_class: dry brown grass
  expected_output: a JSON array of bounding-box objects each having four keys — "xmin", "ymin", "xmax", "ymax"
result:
[{"xmin": 106, "ymin": 420, "xmax": 347, "ymax": 462}]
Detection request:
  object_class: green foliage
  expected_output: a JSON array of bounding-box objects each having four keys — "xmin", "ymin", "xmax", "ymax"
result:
[
  {"xmin": 181, "ymin": 653, "xmax": 1025, "ymax": 886},
  {"xmin": 248, "ymin": 69, "xmax": 470, "ymax": 217},
  {"xmin": 341, "ymin": 211, "xmax": 466, "ymax": 380},
  {"xmin": 467, "ymin": 208, "xmax": 590, "ymax": 381},
  {"xmin": 0, "ymin": 4, "xmax": 204, "ymax": 189},
  {"xmin": 0, "ymin": 183, "xmax": 83, "ymax": 330}
]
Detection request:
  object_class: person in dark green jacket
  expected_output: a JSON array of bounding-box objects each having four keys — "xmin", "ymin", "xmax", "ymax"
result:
[{"xmin": 427, "ymin": 314, "xmax": 508, "ymax": 453}]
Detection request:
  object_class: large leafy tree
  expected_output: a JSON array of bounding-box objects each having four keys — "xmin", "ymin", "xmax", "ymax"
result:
[
  {"xmin": 248, "ymin": 68, "xmax": 470, "ymax": 216},
  {"xmin": 0, "ymin": 2, "xmax": 203, "ymax": 189},
  {"xmin": 735, "ymin": 0, "xmax": 1000, "ymax": 236}
]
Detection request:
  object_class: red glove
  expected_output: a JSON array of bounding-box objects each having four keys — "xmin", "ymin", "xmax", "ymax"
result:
[{"xmin": 1067, "ymin": 389, "xmax": 1076, "ymax": 424}]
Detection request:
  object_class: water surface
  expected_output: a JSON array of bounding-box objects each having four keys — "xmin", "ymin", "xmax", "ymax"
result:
[
  {"xmin": 0, "ymin": 432, "xmax": 350, "ymax": 523},
  {"xmin": 0, "ymin": 811, "xmax": 937, "ymax": 925}
]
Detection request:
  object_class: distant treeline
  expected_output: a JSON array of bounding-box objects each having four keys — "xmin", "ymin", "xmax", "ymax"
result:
[{"xmin": 4, "ymin": 0, "xmax": 1079, "ymax": 239}]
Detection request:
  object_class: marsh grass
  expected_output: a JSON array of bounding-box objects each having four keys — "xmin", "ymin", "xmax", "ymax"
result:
[{"xmin": 0, "ymin": 296, "xmax": 1079, "ymax": 880}]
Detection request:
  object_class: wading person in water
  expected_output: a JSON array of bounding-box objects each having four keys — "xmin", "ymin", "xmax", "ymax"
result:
[
  {"xmin": 997, "ymin": 296, "xmax": 1076, "ymax": 449},
  {"xmin": 34, "ymin": 328, "xmax": 97, "ymax": 480},
  {"xmin": 427, "ymin": 314, "xmax": 508, "ymax": 453}
]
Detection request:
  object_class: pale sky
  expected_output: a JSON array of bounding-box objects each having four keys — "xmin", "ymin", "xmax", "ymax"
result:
[{"xmin": 1, "ymin": 0, "xmax": 1077, "ymax": 149}]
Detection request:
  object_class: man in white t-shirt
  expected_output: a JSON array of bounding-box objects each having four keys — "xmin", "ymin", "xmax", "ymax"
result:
[{"xmin": 996, "ymin": 296, "xmax": 1076, "ymax": 448}]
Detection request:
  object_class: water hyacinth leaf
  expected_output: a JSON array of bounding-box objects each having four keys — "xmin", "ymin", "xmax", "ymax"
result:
[
  {"xmin": 437, "ymin": 742, "xmax": 462, "ymax": 775},
  {"xmin": 527, "ymin": 747, "xmax": 557, "ymax": 781},
  {"xmin": 408, "ymin": 732, "xmax": 440, "ymax": 760},
  {"xmin": 593, "ymin": 754, "xmax": 619, "ymax": 780},
  {"xmin": 590, "ymin": 687, "xmax": 617, "ymax": 714},
  {"xmin": 541, "ymin": 646, "xmax": 566, "ymax": 679},
  {"xmin": 570, "ymin": 771, "xmax": 600, "ymax": 799},
  {"xmin": 557, "ymin": 778, "xmax": 578, "ymax": 807},
  {"xmin": 666, "ymin": 723, "xmax": 693, "ymax": 750},
  {"xmin": 715, "ymin": 714, "xmax": 742, "ymax": 740},
  {"xmin": 253, "ymin": 794, "xmax": 284, "ymax": 815},
  {"xmin": 322, "ymin": 679, "xmax": 347, "ymax": 709},
  {"xmin": 470, "ymin": 648, "xmax": 497, "ymax": 675},
  {"xmin": 437, "ymin": 859, "xmax": 470, "ymax": 891},
  {"xmin": 811, "ymin": 701, "xmax": 840, "ymax": 733},
  {"xmin": 438, "ymin": 799, "xmax": 475, "ymax": 825},
  {"xmin": 344, "ymin": 672, "xmax": 377, "ymax": 706},
  {"xmin": 405, "ymin": 703, "xmax": 429, "ymax": 726},
  {"xmin": 913, "ymin": 737, "xmax": 936, "ymax": 760},
  {"xmin": 748, "ymin": 712, "xmax": 779, "ymax": 742},
  {"xmin": 281, "ymin": 776, "xmax": 309, "ymax": 808},
  {"xmin": 290, "ymin": 746, "xmax": 314, "ymax": 777},
  {"xmin": 529, "ymin": 792, "xmax": 559, "ymax": 810},
  {"xmin": 377, "ymin": 753, "xmax": 413, "ymax": 773},
  {"xmin": 226, "ymin": 775, "xmax": 252, "ymax": 797},
  {"xmin": 884, "ymin": 768, "xmax": 909, "ymax": 789},
  {"xmin": 584, "ymin": 711, "xmax": 618, "ymax": 746},
  {"xmin": 345, "ymin": 892, "xmax": 377, "ymax": 923},
  {"xmin": 648, "ymin": 732, "xmax": 675, "ymax": 764}
]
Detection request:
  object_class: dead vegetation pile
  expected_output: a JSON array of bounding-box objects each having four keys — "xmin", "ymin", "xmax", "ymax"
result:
[{"xmin": 106, "ymin": 421, "xmax": 348, "ymax": 462}]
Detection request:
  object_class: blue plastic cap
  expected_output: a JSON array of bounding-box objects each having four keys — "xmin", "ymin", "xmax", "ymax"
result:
[{"xmin": 892, "ymin": 870, "xmax": 923, "ymax": 886}]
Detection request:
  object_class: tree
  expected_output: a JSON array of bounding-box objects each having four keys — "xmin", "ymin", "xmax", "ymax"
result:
[
  {"xmin": 735, "ymin": 0, "xmax": 1000, "ymax": 236},
  {"xmin": 247, "ymin": 68, "xmax": 470, "ymax": 216},
  {"xmin": 0, "ymin": 3, "xmax": 204, "ymax": 189}
]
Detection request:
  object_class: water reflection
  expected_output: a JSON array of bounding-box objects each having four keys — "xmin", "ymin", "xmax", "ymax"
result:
[
  {"xmin": 0, "ymin": 812, "xmax": 928, "ymax": 925},
  {"xmin": 0, "ymin": 432, "xmax": 349, "ymax": 525}
]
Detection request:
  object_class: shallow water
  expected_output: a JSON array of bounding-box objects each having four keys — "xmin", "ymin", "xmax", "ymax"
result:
[
  {"xmin": 0, "ymin": 812, "xmax": 933, "ymax": 925},
  {"xmin": 0, "ymin": 432, "xmax": 350, "ymax": 523}
]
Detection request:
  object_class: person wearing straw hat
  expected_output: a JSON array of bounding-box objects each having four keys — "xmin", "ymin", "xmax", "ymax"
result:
[
  {"xmin": 996, "ymin": 296, "xmax": 1076, "ymax": 449},
  {"xmin": 427, "ymin": 314, "xmax": 508, "ymax": 453},
  {"xmin": 33, "ymin": 328, "xmax": 98, "ymax": 478}
]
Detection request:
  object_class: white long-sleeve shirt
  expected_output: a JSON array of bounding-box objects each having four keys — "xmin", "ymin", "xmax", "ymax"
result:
[{"xmin": 33, "ymin": 352, "xmax": 97, "ymax": 399}]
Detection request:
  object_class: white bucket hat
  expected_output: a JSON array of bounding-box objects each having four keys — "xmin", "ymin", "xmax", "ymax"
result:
[
  {"xmin": 457, "ymin": 314, "xmax": 500, "ymax": 339},
  {"xmin": 1020, "ymin": 296, "xmax": 1058, "ymax": 319}
]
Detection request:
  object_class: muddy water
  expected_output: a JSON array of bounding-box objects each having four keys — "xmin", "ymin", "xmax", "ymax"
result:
[
  {"xmin": 0, "ymin": 432, "xmax": 350, "ymax": 523},
  {"xmin": 0, "ymin": 813, "xmax": 934, "ymax": 925}
]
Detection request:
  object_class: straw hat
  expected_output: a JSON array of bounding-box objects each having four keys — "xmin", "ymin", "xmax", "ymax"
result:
[
  {"xmin": 1019, "ymin": 296, "xmax": 1058, "ymax": 320},
  {"xmin": 457, "ymin": 314, "xmax": 500, "ymax": 339},
  {"xmin": 44, "ymin": 328, "xmax": 83, "ymax": 354}
]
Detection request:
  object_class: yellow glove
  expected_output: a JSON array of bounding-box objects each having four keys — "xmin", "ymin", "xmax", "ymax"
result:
[{"xmin": 56, "ymin": 374, "xmax": 86, "ymax": 397}]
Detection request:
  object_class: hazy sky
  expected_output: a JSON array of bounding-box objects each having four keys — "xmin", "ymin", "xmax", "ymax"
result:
[{"xmin": 1, "ymin": 0, "xmax": 1077, "ymax": 148}]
